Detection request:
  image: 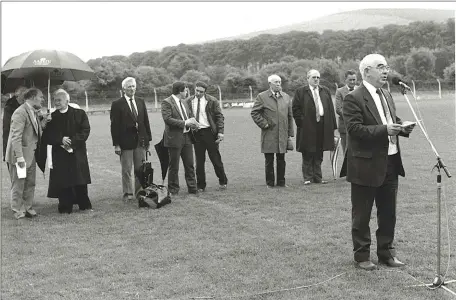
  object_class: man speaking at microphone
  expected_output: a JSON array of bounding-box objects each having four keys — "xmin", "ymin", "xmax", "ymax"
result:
[{"xmin": 342, "ymin": 54, "xmax": 416, "ymax": 270}]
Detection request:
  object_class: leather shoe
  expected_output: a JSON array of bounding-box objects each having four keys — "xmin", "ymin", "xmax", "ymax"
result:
[
  {"xmin": 25, "ymin": 209, "xmax": 37, "ymax": 218},
  {"xmin": 356, "ymin": 260, "xmax": 377, "ymax": 270},
  {"xmin": 276, "ymin": 184, "xmax": 289, "ymax": 188},
  {"xmin": 219, "ymin": 184, "xmax": 227, "ymax": 190},
  {"xmin": 266, "ymin": 185, "xmax": 274, "ymax": 189},
  {"xmin": 197, "ymin": 188, "xmax": 205, "ymax": 192},
  {"xmin": 380, "ymin": 257, "xmax": 405, "ymax": 267},
  {"xmin": 303, "ymin": 180, "xmax": 311, "ymax": 185},
  {"xmin": 13, "ymin": 212, "xmax": 25, "ymax": 220}
]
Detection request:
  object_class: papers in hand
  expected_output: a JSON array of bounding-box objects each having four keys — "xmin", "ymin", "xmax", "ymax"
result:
[
  {"xmin": 61, "ymin": 145, "xmax": 74, "ymax": 153},
  {"xmin": 401, "ymin": 121, "xmax": 417, "ymax": 128},
  {"xmin": 15, "ymin": 162, "xmax": 27, "ymax": 179}
]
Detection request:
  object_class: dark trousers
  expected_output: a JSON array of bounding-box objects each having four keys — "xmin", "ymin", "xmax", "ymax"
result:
[
  {"xmin": 58, "ymin": 184, "xmax": 92, "ymax": 214},
  {"xmin": 264, "ymin": 153, "xmax": 286, "ymax": 187},
  {"xmin": 351, "ymin": 154, "xmax": 399, "ymax": 262},
  {"xmin": 168, "ymin": 133, "xmax": 197, "ymax": 194},
  {"xmin": 301, "ymin": 117, "xmax": 325, "ymax": 182},
  {"xmin": 194, "ymin": 128, "xmax": 227, "ymax": 189}
]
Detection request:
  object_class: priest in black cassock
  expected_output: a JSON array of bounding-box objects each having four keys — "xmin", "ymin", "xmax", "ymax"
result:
[{"xmin": 42, "ymin": 89, "xmax": 92, "ymax": 213}]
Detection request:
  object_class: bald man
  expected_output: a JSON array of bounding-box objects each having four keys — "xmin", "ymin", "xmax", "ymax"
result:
[{"xmin": 292, "ymin": 69, "xmax": 337, "ymax": 185}]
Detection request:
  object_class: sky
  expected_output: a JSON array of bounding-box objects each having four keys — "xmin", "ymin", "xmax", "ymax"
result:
[{"xmin": 1, "ymin": 1, "xmax": 455, "ymax": 66}]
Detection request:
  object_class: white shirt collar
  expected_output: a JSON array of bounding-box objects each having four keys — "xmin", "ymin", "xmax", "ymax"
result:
[
  {"xmin": 363, "ymin": 80, "xmax": 378, "ymax": 95},
  {"xmin": 125, "ymin": 95, "xmax": 134, "ymax": 101},
  {"xmin": 59, "ymin": 106, "xmax": 69, "ymax": 113},
  {"xmin": 171, "ymin": 94, "xmax": 180, "ymax": 102}
]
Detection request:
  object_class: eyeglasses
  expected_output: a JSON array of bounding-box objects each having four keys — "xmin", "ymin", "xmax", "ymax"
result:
[
  {"xmin": 372, "ymin": 65, "xmax": 391, "ymax": 72},
  {"xmin": 311, "ymin": 76, "xmax": 320, "ymax": 79}
]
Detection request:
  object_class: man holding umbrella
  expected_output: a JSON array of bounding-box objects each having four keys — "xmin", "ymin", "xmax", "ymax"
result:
[{"xmin": 5, "ymin": 88, "xmax": 50, "ymax": 219}]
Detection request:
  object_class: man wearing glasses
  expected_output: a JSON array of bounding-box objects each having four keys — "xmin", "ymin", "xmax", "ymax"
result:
[
  {"xmin": 342, "ymin": 54, "xmax": 416, "ymax": 270},
  {"xmin": 292, "ymin": 69, "xmax": 337, "ymax": 185}
]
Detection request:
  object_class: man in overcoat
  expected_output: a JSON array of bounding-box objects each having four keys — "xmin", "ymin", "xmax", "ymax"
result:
[
  {"xmin": 292, "ymin": 69, "xmax": 337, "ymax": 185},
  {"xmin": 251, "ymin": 74, "xmax": 294, "ymax": 188}
]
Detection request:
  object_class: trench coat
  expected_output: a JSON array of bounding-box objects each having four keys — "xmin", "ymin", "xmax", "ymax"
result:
[{"xmin": 251, "ymin": 90, "xmax": 294, "ymax": 153}]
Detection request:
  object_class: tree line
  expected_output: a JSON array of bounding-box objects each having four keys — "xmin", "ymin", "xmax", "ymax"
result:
[{"xmin": 64, "ymin": 18, "xmax": 455, "ymax": 103}]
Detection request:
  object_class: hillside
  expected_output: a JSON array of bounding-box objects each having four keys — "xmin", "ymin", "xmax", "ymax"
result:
[{"xmin": 208, "ymin": 8, "xmax": 454, "ymax": 42}]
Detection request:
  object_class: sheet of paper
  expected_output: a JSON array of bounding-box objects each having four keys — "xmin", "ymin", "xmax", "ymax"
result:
[{"xmin": 15, "ymin": 162, "xmax": 26, "ymax": 179}]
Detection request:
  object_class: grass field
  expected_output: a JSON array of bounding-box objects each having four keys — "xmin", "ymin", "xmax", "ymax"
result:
[{"xmin": 1, "ymin": 92, "xmax": 455, "ymax": 300}]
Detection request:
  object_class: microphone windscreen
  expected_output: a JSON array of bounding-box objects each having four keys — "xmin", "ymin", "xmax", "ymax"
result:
[{"xmin": 391, "ymin": 77, "xmax": 401, "ymax": 85}]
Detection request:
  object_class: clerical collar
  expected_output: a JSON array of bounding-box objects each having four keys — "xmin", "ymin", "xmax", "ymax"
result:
[{"xmin": 59, "ymin": 106, "xmax": 69, "ymax": 113}]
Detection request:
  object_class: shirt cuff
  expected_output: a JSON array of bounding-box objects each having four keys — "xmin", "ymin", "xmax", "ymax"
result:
[{"xmin": 17, "ymin": 157, "xmax": 25, "ymax": 163}]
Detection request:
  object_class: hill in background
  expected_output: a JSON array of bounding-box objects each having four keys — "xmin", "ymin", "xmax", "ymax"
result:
[{"xmin": 207, "ymin": 8, "xmax": 455, "ymax": 42}]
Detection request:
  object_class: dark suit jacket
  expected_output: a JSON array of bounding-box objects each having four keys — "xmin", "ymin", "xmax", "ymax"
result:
[
  {"xmin": 186, "ymin": 94, "xmax": 224, "ymax": 137},
  {"xmin": 335, "ymin": 85, "xmax": 357, "ymax": 134},
  {"xmin": 161, "ymin": 95, "xmax": 195, "ymax": 148},
  {"xmin": 342, "ymin": 83, "xmax": 408, "ymax": 187},
  {"xmin": 110, "ymin": 96, "xmax": 151, "ymax": 150},
  {"xmin": 292, "ymin": 85, "xmax": 337, "ymax": 152},
  {"xmin": 2, "ymin": 96, "xmax": 20, "ymax": 160}
]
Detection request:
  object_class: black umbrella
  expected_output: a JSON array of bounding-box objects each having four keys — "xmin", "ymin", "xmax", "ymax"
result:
[{"xmin": 154, "ymin": 136, "xmax": 169, "ymax": 184}]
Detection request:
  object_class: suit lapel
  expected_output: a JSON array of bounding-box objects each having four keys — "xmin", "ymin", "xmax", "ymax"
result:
[
  {"xmin": 169, "ymin": 96, "xmax": 184, "ymax": 120},
  {"xmin": 122, "ymin": 96, "xmax": 136, "ymax": 121},
  {"xmin": 361, "ymin": 85, "xmax": 383, "ymax": 125}
]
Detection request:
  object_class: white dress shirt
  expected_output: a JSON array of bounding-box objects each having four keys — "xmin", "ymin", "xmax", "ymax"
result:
[
  {"xmin": 312, "ymin": 86, "xmax": 324, "ymax": 117},
  {"xmin": 363, "ymin": 80, "xmax": 398, "ymax": 155},
  {"xmin": 171, "ymin": 94, "xmax": 189, "ymax": 133},
  {"xmin": 124, "ymin": 95, "xmax": 138, "ymax": 115},
  {"xmin": 192, "ymin": 95, "xmax": 210, "ymax": 128}
]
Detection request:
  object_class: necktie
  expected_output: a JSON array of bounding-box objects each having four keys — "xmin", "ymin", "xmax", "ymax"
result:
[
  {"xmin": 130, "ymin": 98, "xmax": 138, "ymax": 121},
  {"xmin": 179, "ymin": 99, "xmax": 188, "ymax": 120},
  {"xmin": 376, "ymin": 89, "xmax": 397, "ymax": 144},
  {"xmin": 195, "ymin": 97, "xmax": 201, "ymax": 122},
  {"xmin": 313, "ymin": 87, "xmax": 321, "ymax": 122}
]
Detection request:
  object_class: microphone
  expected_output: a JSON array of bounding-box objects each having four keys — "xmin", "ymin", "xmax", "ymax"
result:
[{"xmin": 391, "ymin": 77, "xmax": 412, "ymax": 90}]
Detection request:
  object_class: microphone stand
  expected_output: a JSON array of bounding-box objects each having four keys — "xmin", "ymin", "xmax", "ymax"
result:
[{"xmin": 400, "ymin": 86, "xmax": 455, "ymax": 295}]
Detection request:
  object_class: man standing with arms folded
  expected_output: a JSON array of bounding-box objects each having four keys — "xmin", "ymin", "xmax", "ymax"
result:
[
  {"xmin": 161, "ymin": 81, "xmax": 198, "ymax": 197},
  {"xmin": 251, "ymin": 74, "xmax": 294, "ymax": 188},
  {"xmin": 343, "ymin": 54, "xmax": 416, "ymax": 270},
  {"xmin": 110, "ymin": 77, "xmax": 152, "ymax": 202},
  {"xmin": 187, "ymin": 81, "xmax": 228, "ymax": 192},
  {"xmin": 292, "ymin": 69, "xmax": 337, "ymax": 185},
  {"xmin": 335, "ymin": 70, "xmax": 358, "ymax": 154}
]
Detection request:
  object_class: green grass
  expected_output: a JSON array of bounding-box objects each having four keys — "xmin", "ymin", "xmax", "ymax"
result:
[{"xmin": 1, "ymin": 92, "xmax": 456, "ymax": 300}]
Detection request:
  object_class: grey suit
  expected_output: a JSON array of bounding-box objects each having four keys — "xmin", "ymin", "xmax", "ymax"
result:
[
  {"xmin": 161, "ymin": 95, "xmax": 196, "ymax": 194},
  {"xmin": 5, "ymin": 103, "xmax": 41, "ymax": 214}
]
